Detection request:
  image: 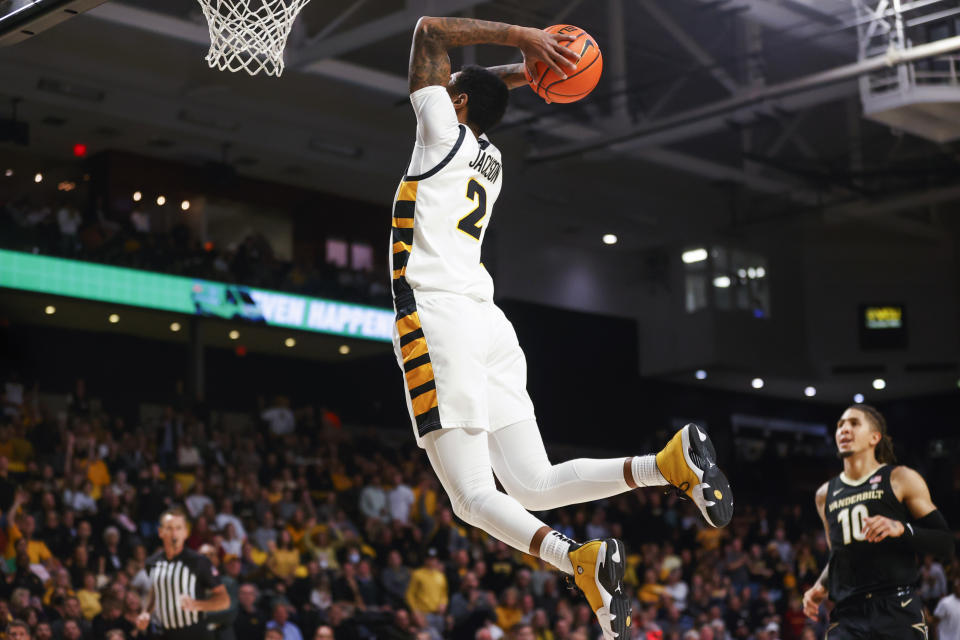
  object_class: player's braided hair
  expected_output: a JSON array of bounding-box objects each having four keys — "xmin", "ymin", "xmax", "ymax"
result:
[{"xmin": 849, "ymin": 403, "xmax": 896, "ymax": 464}]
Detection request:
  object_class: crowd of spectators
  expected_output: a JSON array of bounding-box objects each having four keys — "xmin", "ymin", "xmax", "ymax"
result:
[
  {"xmin": 0, "ymin": 195, "xmax": 390, "ymax": 307},
  {"xmin": 0, "ymin": 371, "xmax": 957, "ymax": 640}
]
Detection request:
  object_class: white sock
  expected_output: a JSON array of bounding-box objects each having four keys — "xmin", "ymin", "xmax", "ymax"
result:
[
  {"xmin": 633, "ymin": 454, "xmax": 667, "ymax": 486},
  {"xmin": 540, "ymin": 530, "xmax": 574, "ymax": 574}
]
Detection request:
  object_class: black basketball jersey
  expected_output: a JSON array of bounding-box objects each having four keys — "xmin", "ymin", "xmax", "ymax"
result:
[{"xmin": 825, "ymin": 464, "xmax": 918, "ymax": 603}]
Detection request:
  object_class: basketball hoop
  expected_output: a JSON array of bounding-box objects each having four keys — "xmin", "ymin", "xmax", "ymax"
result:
[{"xmin": 196, "ymin": 0, "xmax": 312, "ymax": 77}]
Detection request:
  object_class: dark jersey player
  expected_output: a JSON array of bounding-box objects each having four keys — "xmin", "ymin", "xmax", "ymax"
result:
[{"xmin": 803, "ymin": 404, "xmax": 954, "ymax": 639}]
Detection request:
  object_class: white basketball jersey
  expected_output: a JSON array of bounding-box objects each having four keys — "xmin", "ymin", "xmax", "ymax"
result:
[{"xmin": 391, "ymin": 85, "xmax": 503, "ymax": 303}]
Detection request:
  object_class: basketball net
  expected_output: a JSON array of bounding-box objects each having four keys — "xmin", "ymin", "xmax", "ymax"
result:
[{"xmin": 196, "ymin": 0, "xmax": 312, "ymax": 77}]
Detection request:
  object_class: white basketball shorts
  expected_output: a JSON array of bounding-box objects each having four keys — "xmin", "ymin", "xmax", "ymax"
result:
[{"xmin": 392, "ymin": 292, "xmax": 536, "ymax": 447}]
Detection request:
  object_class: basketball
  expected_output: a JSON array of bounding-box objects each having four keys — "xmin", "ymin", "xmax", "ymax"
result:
[{"xmin": 526, "ymin": 24, "xmax": 603, "ymax": 104}]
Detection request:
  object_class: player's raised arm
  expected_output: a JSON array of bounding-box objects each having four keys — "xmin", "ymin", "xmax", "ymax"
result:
[
  {"xmin": 480, "ymin": 64, "xmax": 528, "ymax": 90},
  {"xmin": 408, "ymin": 16, "xmax": 579, "ymax": 94}
]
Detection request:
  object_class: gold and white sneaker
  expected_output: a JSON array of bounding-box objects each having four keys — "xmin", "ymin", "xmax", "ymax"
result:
[
  {"xmin": 655, "ymin": 423, "xmax": 734, "ymax": 527},
  {"xmin": 568, "ymin": 538, "xmax": 631, "ymax": 639}
]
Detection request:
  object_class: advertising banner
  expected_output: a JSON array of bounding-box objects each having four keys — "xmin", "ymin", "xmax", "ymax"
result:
[{"xmin": 0, "ymin": 250, "xmax": 393, "ymax": 342}]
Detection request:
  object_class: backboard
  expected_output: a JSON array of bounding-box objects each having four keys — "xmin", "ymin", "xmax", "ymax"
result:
[{"xmin": 0, "ymin": 0, "xmax": 107, "ymax": 46}]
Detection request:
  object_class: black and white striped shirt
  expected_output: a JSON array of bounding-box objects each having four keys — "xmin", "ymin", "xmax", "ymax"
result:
[{"xmin": 146, "ymin": 548, "xmax": 221, "ymax": 632}]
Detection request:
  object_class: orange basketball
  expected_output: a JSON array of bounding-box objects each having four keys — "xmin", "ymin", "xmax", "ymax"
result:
[{"xmin": 525, "ymin": 24, "xmax": 602, "ymax": 104}]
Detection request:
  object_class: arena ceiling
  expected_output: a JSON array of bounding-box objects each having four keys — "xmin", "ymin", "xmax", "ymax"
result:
[{"xmin": 2, "ymin": 0, "xmax": 958, "ymax": 239}]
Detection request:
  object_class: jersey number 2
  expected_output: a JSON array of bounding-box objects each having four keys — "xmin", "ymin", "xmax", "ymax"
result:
[
  {"xmin": 458, "ymin": 179, "xmax": 487, "ymax": 241},
  {"xmin": 837, "ymin": 504, "xmax": 869, "ymax": 545}
]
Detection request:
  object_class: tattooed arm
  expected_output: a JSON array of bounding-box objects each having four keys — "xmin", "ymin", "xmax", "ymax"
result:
[
  {"xmin": 409, "ymin": 16, "xmax": 578, "ymax": 94},
  {"xmin": 479, "ymin": 63, "xmax": 527, "ymax": 90},
  {"xmin": 449, "ymin": 63, "xmax": 528, "ymax": 91}
]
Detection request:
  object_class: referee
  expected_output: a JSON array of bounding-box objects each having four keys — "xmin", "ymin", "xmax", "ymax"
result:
[{"xmin": 137, "ymin": 508, "xmax": 230, "ymax": 639}]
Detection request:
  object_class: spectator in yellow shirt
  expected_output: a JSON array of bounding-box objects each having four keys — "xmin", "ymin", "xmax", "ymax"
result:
[
  {"xmin": 76, "ymin": 571, "xmax": 102, "ymax": 620},
  {"xmin": 84, "ymin": 457, "xmax": 111, "ymax": 500},
  {"xmin": 63, "ymin": 430, "xmax": 110, "ymax": 501},
  {"xmin": 495, "ymin": 588, "xmax": 523, "ymax": 631},
  {"xmin": 639, "ymin": 568, "xmax": 665, "ymax": 605},
  {"xmin": 6, "ymin": 513, "xmax": 52, "ymax": 564},
  {"xmin": 405, "ymin": 549, "xmax": 448, "ymax": 636},
  {"xmin": 696, "ymin": 526, "xmax": 726, "ymax": 552},
  {"xmin": 44, "ymin": 567, "xmax": 76, "ymax": 606},
  {"xmin": 8, "ymin": 425, "xmax": 34, "ymax": 473},
  {"xmin": 266, "ymin": 530, "xmax": 300, "ymax": 581},
  {"xmin": 329, "ymin": 461, "xmax": 353, "ymax": 493},
  {"xmin": 304, "ymin": 526, "xmax": 340, "ymax": 572},
  {"xmin": 285, "ymin": 507, "xmax": 308, "ymax": 551}
]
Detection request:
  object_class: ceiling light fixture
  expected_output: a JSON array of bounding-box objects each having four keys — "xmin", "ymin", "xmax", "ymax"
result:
[{"xmin": 681, "ymin": 248, "xmax": 708, "ymax": 264}]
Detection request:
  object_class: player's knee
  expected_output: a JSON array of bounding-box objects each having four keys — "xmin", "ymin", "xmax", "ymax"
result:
[
  {"xmin": 449, "ymin": 486, "xmax": 501, "ymax": 526},
  {"xmin": 448, "ymin": 495, "xmax": 472, "ymax": 524},
  {"xmin": 446, "ymin": 486, "xmax": 483, "ymax": 525},
  {"xmin": 499, "ymin": 479, "xmax": 555, "ymax": 512},
  {"xmin": 511, "ymin": 493, "xmax": 561, "ymax": 512}
]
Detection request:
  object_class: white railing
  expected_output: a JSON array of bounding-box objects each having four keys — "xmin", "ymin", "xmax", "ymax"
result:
[{"xmin": 854, "ymin": 0, "xmax": 960, "ymax": 97}]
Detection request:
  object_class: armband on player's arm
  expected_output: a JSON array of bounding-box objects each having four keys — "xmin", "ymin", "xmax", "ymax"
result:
[{"xmin": 902, "ymin": 509, "xmax": 955, "ymax": 559}]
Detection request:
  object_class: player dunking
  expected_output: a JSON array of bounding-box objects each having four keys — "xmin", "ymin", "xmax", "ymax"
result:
[
  {"xmin": 802, "ymin": 404, "xmax": 954, "ymax": 639},
  {"xmin": 389, "ymin": 16, "xmax": 734, "ymax": 639}
]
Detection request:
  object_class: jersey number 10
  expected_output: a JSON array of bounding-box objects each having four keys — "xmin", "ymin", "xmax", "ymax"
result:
[
  {"xmin": 837, "ymin": 504, "xmax": 869, "ymax": 545},
  {"xmin": 458, "ymin": 179, "xmax": 487, "ymax": 241}
]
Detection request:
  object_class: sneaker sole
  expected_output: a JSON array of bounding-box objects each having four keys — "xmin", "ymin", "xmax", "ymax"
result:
[
  {"xmin": 681, "ymin": 424, "xmax": 734, "ymax": 528},
  {"xmin": 599, "ymin": 538, "xmax": 631, "ymax": 638}
]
